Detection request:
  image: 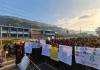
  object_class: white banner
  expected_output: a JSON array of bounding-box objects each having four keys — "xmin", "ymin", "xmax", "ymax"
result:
[
  {"xmin": 35, "ymin": 43, "xmax": 41, "ymax": 48},
  {"xmin": 75, "ymin": 46, "xmax": 100, "ymax": 70},
  {"xmin": 42, "ymin": 44, "xmax": 51, "ymax": 57},
  {"xmin": 25, "ymin": 42, "xmax": 32, "ymax": 54},
  {"xmin": 31, "ymin": 42, "xmax": 36, "ymax": 48},
  {"xmin": 30, "ymin": 42, "xmax": 41, "ymax": 48},
  {"xmin": 58, "ymin": 45, "xmax": 72, "ymax": 65}
]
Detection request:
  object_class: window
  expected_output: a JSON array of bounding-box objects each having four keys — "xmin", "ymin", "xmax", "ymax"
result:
[
  {"xmin": 2, "ymin": 27, "xmax": 8, "ymax": 31},
  {"xmin": 2, "ymin": 33, "xmax": 7, "ymax": 37},
  {"xmin": 45, "ymin": 31, "xmax": 55, "ymax": 34},
  {"xmin": 24, "ymin": 29, "xmax": 29, "ymax": 32},
  {"xmin": 44, "ymin": 31, "xmax": 55, "ymax": 36},
  {"xmin": 24, "ymin": 34, "xmax": 28, "ymax": 37},
  {"xmin": 11, "ymin": 28, "xmax": 17, "ymax": 31},
  {"xmin": 18, "ymin": 34, "xmax": 23, "ymax": 37},
  {"xmin": 18, "ymin": 28, "xmax": 23, "ymax": 32},
  {"xmin": 11, "ymin": 34, "xmax": 17, "ymax": 37}
]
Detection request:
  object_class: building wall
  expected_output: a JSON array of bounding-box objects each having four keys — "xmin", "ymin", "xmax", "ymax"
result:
[
  {"xmin": 0, "ymin": 25, "xmax": 31, "ymax": 39},
  {"xmin": 42, "ymin": 30, "xmax": 56, "ymax": 39},
  {"xmin": 31, "ymin": 28, "xmax": 42, "ymax": 39}
]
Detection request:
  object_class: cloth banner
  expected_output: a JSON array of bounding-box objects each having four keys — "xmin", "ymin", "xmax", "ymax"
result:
[
  {"xmin": 58, "ymin": 45, "xmax": 72, "ymax": 65},
  {"xmin": 50, "ymin": 46, "xmax": 59, "ymax": 61},
  {"xmin": 25, "ymin": 42, "xmax": 32, "ymax": 54},
  {"xmin": 75, "ymin": 46, "xmax": 100, "ymax": 70},
  {"xmin": 17, "ymin": 55, "xmax": 30, "ymax": 70},
  {"xmin": 41, "ymin": 44, "xmax": 51, "ymax": 57}
]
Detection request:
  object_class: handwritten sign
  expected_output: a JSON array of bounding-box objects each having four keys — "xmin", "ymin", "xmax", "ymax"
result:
[
  {"xmin": 42, "ymin": 44, "xmax": 51, "ymax": 57},
  {"xmin": 58, "ymin": 45, "xmax": 72, "ymax": 65},
  {"xmin": 25, "ymin": 42, "xmax": 32, "ymax": 54},
  {"xmin": 75, "ymin": 46, "xmax": 100, "ymax": 70}
]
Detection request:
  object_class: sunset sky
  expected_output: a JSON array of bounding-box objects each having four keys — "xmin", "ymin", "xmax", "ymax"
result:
[{"xmin": 0, "ymin": 0, "xmax": 100, "ymax": 31}]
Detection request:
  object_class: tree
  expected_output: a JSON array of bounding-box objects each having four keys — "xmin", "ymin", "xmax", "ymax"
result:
[{"xmin": 95, "ymin": 27, "xmax": 100, "ymax": 37}]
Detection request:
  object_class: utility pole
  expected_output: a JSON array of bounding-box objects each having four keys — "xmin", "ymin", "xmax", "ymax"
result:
[{"xmin": 80, "ymin": 23, "xmax": 82, "ymax": 34}]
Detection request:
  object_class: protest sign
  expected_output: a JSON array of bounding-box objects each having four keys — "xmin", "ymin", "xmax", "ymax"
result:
[
  {"xmin": 58, "ymin": 45, "xmax": 72, "ymax": 65},
  {"xmin": 18, "ymin": 55, "xmax": 30, "ymax": 70},
  {"xmin": 75, "ymin": 46, "xmax": 100, "ymax": 70},
  {"xmin": 25, "ymin": 42, "xmax": 32, "ymax": 54},
  {"xmin": 42, "ymin": 44, "xmax": 51, "ymax": 57}
]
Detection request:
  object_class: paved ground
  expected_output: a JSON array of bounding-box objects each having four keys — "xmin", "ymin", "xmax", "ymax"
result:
[
  {"xmin": 4, "ymin": 64, "xmax": 19, "ymax": 70},
  {"xmin": 0, "ymin": 57, "xmax": 18, "ymax": 70},
  {"xmin": 0, "ymin": 55, "xmax": 71, "ymax": 70},
  {"xmin": 0, "ymin": 63, "xmax": 19, "ymax": 70},
  {"xmin": 38, "ymin": 63, "xmax": 57, "ymax": 70}
]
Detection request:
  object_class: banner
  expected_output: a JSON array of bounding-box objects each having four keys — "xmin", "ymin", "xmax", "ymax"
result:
[
  {"xmin": 50, "ymin": 46, "xmax": 59, "ymax": 61},
  {"xmin": 75, "ymin": 46, "xmax": 100, "ymax": 70},
  {"xmin": 58, "ymin": 45, "xmax": 72, "ymax": 65},
  {"xmin": 40, "ymin": 40, "xmax": 46, "ymax": 45},
  {"xmin": 42, "ymin": 44, "xmax": 51, "ymax": 57},
  {"xmin": 18, "ymin": 55, "xmax": 30, "ymax": 70},
  {"xmin": 25, "ymin": 42, "xmax": 32, "ymax": 54},
  {"xmin": 35, "ymin": 43, "xmax": 41, "ymax": 48},
  {"xmin": 31, "ymin": 42, "xmax": 39, "ymax": 48},
  {"xmin": 30, "ymin": 42, "xmax": 36, "ymax": 48},
  {"xmin": 29, "ymin": 41, "xmax": 41, "ymax": 48}
]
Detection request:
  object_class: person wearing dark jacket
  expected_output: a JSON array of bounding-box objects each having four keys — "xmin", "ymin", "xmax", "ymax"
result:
[
  {"xmin": 14, "ymin": 43, "xmax": 23, "ymax": 65},
  {"xmin": 20, "ymin": 42, "xmax": 25, "ymax": 59}
]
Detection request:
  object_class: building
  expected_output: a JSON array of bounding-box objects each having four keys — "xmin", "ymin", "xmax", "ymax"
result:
[
  {"xmin": 42, "ymin": 30, "xmax": 56, "ymax": 39},
  {"xmin": 0, "ymin": 25, "xmax": 31, "ymax": 39},
  {"xmin": 31, "ymin": 28, "xmax": 42, "ymax": 39},
  {"xmin": 31, "ymin": 29, "xmax": 56, "ymax": 39}
]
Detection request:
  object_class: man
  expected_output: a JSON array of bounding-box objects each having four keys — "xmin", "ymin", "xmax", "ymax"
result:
[
  {"xmin": 20, "ymin": 41, "xmax": 25, "ymax": 59},
  {"xmin": 14, "ymin": 42, "xmax": 23, "ymax": 65}
]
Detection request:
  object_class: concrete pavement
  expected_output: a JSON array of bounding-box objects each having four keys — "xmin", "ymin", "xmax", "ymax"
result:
[
  {"xmin": 0, "ymin": 63, "xmax": 19, "ymax": 70},
  {"xmin": 0, "ymin": 59, "xmax": 19, "ymax": 70}
]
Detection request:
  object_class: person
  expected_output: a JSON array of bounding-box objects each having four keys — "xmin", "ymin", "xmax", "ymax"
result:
[
  {"xmin": 0, "ymin": 48, "xmax": 4, "ymax": 67},
  {"xmin": 50, "ymin": 41, "xmax": 59, "ymax": 61},
  {"xmin": 3, "ymin": 44, "xmax": 9, "ymax": 60},
  {"xmin": 8, "ymin": 43, "xmax": 12, "ymax": 57},
  {"xmin": 14, "ymin": 42, "xmax": 23, "ymax": 65},
  {"xmin": 20, "ymin": 41, "xmax": 25, "ymax": 59}
]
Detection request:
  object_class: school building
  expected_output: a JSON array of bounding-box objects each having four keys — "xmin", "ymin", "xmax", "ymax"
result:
[{"xmin": 0, "ymin": 25, "xmax": 31, "ymax": 38}]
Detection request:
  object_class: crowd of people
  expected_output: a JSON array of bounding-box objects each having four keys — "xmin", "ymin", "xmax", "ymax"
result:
[
  {"xmin": 0, "ymin": 41, "xmax": 25, "ymax": 66},
  {"xmin": 0, "ymin": 43, "xmax": 15, "ymax": 66},
  {"xmin": 46, "ymin": 37, "xmax": 100, "ymax": 48},
  {"xmin": 1, "ymin": 37, "xmax": 100, "ymax": 69}
]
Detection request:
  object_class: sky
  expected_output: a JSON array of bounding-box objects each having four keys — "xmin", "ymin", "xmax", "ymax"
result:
[{"xmin": 0, "ymin": 0, "xmax": 100, "ymax": 31}]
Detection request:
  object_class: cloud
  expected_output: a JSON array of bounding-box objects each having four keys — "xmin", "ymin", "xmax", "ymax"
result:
[
  {"xmin": 56, "ymin": 8, "xmax": 100, "ymax": 31},
  {"xmin": 79, "ymin": 15, "xmax": 91, "ymax": 19}
]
